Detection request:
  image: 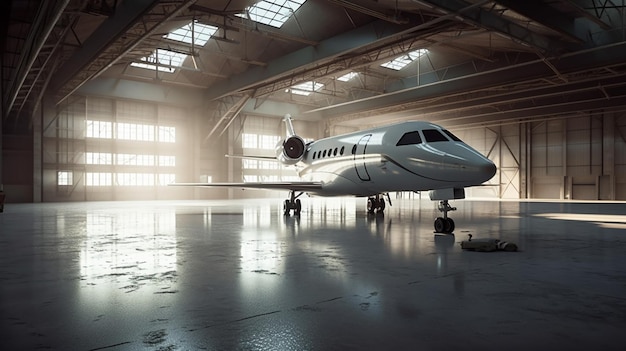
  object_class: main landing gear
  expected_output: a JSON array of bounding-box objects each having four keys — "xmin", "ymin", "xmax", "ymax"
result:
[
  {"xmin": 434, "ymin": 200, "xmax": 456, "ymax": 234},
  {"xmin": 367, "ymin": 194, "xmax": 390, "ymax": 214},
  {"xmin": 283, "ymin": 190, "xmax": 303, "ymax": 216}
]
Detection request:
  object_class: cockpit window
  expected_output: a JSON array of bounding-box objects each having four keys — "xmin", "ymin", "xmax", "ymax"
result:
[
  {"xmin": 396, "ymin": 131, "xmax": 422, "ymax": 146},
  {"xmin": 443, "ymin": 130, "xmax": 461, "ymax": 142},
  {"xmin": 422, "ymin": 129, "xmax": 448, "ymax": 143}
]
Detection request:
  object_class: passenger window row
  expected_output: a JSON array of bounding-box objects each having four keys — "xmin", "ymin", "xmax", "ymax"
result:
[{"xmin": 311, "ymin": 145, "xmax": 346, "ymax": 160}]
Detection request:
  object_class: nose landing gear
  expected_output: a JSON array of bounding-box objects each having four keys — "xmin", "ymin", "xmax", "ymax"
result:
[
  {"xmin": 434, "ymin": 200, "xmax": 456, "ymax": 234},
  {"xmin": 283, "ymin": 190, "xmax": 303, "ymax": 216}
]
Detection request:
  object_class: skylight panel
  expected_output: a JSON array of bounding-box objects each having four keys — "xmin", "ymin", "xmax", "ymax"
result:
[
  {"xmin": 165, "ymin": 21, "xmax": 218, "ymax": 46},
  {"xmin": 236, "ymin": 0, "xmax": 307, "ymax": 28},
  {"xmin": 131, "ymin": 49, "xmax": 188, "ymax": 73},
  {"xmin": 288, "ymin": 81, "xmax": 323, "ymax": 96},
  {"xmin": 381, "ymin": 49, "xmax": 428, "ymax": 71},
  {"xmin": 337, "ymin": 72, "xmax": 358, "ymax": 82}
]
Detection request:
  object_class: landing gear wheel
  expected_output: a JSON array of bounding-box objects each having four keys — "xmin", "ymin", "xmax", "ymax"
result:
[
  {"xmin": 367, "ymin": 198, "xmax": 376, "ymax": 213},
  {"xmin": 434, "ymin": 217, "xmax": 446, "ymax": 233},
  {"xmin": 444, "ymin": 218, "xmax": 455, "ymax": 233},
  {"xmin": 294, "ymin": 199, "xmax": 302, "ymax": 216},
  {"xmin": 283, "ymin": 200, "xmax": 291, "ymax": 216},
  {"xmin": 378, "ymin": 198, "xmax": 385, "ymax": 212}
]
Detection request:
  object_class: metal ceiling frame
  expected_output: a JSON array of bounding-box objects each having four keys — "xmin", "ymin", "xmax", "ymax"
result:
[
  {"xmin": 203, "ymin": 18, "xmax": 437, "ymax": 101},
  {"xmin": 312, "ymin": 41, "xmax": 626, "ymax": 123},
  {"xmin": 413, "ymin": 0, "xmax": 566, "ymax": 54},
  {"xmin": 51, "ymin": 0, "xmax": 203, "ymax": 106},
  {"xmin": 3, "ymin": 0, "xmax": 70, "ymax": 121}
]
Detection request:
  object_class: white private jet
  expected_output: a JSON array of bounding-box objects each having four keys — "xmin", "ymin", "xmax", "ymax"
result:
[{"xmin": 171, "ymin": 115, "xmax": 496, "ymax": 233}]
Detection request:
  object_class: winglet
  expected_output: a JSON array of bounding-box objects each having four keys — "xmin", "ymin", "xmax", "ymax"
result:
[{"xmin": 283, "ymin": 114, "xmax": 296, "ymax": 137}]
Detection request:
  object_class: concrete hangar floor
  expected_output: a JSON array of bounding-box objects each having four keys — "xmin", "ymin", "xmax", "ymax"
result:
[{"xmin": 0, "ymin": 197, "xmax": 625, "ymax": 350}]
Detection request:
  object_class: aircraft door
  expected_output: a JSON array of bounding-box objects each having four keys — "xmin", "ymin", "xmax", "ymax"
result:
[{"xmin": 354, "ymin": 134, "xmax": 372, "ymax": 181}]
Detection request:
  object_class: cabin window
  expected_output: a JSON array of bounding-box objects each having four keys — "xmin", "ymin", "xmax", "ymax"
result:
[
  {"xmin": 313, "ymin": 151, "xmax": 317, "ymax": 159},
  {"xmin": 396, "ymin": 131, "xmax": 422, "ymax": 146},
  {"xmin": 351, "ymin": 145, "xmax": 357, "ymax": 154},
  {"xmin": 340, "ymin": 146, "xmax": 345, "ymax": 155},
  {"xmin": 422, "ymin": 129, "xmax": 448, "ymax": 143},
  {"xmin": 323, "ymin": 150, "xmax": 327, "ymax": 157},
  {"xmin": 443, "ymin": 130, "xmax": 461, "ymax": 142},
  {"xmin": 333, "ymin": 148, "xmax": 338, "ymax": 156}
]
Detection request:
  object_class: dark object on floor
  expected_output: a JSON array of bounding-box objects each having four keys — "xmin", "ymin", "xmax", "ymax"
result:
[{"xmin": 461, "ymin": 234, "xmax": 517, "ymax": 252}]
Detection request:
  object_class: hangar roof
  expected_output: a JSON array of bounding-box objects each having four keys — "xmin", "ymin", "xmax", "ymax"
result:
[{"xmin": 3, "ymin": 0, "xmax": 626, "ymax": 131}]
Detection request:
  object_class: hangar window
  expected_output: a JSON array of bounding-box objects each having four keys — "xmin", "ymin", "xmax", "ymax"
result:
[
  {"xmin": 288, "ymin": 81, "xmax": 324, "ymax": 96},
  {"xmin": 131, "ymin": 22, "xmax": 217, "ymax": 73},
  {"xmin": 422, "ymin": 129, "xmax": 448, "ymax": 143},
  {"xmin": 86, "ymin": 172, "xmax": 112, "ymax": 186},
  {"xmin": 165, "ymin": 21, "xmax": 217, "ymax": 46},
  {"xmin": 85, "ymin": 152, "xmax": 112, "ymax": 165},
  {"xmin": 236, "ymin": 0, "xmax": 307, "ymax": 28},
  {"xmin": 396, "ymin": 131, "xmax": 422, "ymax": 146},
  {"xmin": 57, "ymin": 171, "xmax": 73, "ymax": 186},
  {"xmin": 86, "ymin": 120, "xmax": 112, "ymax": 139},
  {"xmin": 159, "ymin": 156, "xmax": 176, "ymax": 167},
  {"xmin": 130, "ymin": 49, "xmax": 187, "ymax": 73},
  {"xmin": 381, "ymin": 49, "xmax": 428, "ymax": 71},
  {"xmin": 158, "ymin": 126, "xmax": 176, "ymax": 143},
  {"xmin": 116, "ymin": 173, "xmax": 155, "ymax": 186},
  {"xmin": 337, "ymin": 72, "xmax": 358, "ymax": 81},
  {"xmin": 158, "ymin": 174, "xmax": 176, "ymax": 186}
]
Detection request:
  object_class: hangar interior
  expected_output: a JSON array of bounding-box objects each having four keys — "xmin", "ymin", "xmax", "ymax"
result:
[
  {"xmin": 2, "ymin": 0, "xmax": 626, "ymax": 203},
  {"xmin": 3, "ymin": 1, "xmax": 626, "ymax": 350}
]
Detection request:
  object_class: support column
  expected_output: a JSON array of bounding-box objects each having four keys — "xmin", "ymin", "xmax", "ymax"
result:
[{"xmin": 602, "ymin": 112, "xmax": 615, "ymax": 200}]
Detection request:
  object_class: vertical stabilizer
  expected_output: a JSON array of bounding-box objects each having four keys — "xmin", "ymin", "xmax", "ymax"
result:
[{"xmin": 283, "ymin": 114, "xmax": 296, "ymax": 137}]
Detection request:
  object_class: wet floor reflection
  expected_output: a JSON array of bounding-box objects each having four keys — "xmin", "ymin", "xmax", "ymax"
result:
[
  {"xmin": 2, "ymin": 199, "xmax": 625, "ymax": 350},
  {"xmin": 79, "ymin": 211, "xmax": 178, "ymax": 295}
]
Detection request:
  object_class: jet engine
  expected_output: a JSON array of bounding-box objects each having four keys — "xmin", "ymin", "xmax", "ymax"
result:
[{"xmin": 276, "ymin": 135, "xmax": 305, "ymax": 165}]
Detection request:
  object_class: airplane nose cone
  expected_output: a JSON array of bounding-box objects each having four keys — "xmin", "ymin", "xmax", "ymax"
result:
[
  {"xmin": 483, "ymin": 160, "xmax": 497, "ymax": 181},
  {"xmin": 442, "ymin": 153, "xmax": 496, "ymax": 184}
]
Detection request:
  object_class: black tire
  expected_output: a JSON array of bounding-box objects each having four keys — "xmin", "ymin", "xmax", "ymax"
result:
[
  {"xmin": 283, "ymin": 200, "xmax": 291, "ymax": 216},
  {"xmin": 434, "ymin": 217, "xmax": 445, "ymax": 233},
  {"xmin": 295, "ymin": 199, "xmax": 302, "ymax": 216},
  {"xmin": 367, "ymin": 198, "xmax": 376, "ymax": 213},
  {"xmin": 378, "ymin": 198, "xmax": 385, "ymax": 212},
  {"xmin": 444, "ymin": 218, "xmax": 455, "ymax": 233}
]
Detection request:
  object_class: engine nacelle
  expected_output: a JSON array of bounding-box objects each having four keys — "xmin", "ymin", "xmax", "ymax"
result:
[{"xmin": 276, "ymin": 135, "xmax": 305, "ymax": 165}]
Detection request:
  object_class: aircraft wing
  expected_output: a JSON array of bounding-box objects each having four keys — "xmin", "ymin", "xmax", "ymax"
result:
[
  {"xmin": 225, "ymin": 154, "xmax": 277, "ymax": 162},
  {"xmin": 168, "ymin": 181, "xmax": 323, "ymax": 192}
]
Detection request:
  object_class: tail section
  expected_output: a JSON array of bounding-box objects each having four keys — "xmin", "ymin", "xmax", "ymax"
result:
[
  {"xmin": 283, "ymin": 114, "xmax": 297, "ymax": 137},
  {"xmin": 276, "ymin": 114, "xmax": 305, "ymax": 165}
]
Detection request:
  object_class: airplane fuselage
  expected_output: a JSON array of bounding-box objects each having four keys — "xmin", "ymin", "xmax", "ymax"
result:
[{"xmin": 293, "ymin": 121, "xmax": 496, "ymax": 197}]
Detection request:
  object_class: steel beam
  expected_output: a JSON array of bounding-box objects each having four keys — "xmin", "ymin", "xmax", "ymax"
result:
[
  {"xmin": 50, "ymin": 0, "xmax": 159, "ymax": 94},
  {"xmin": 493, "ymin": 0, "xmax": 583, "ymax": 43},
  {"xmin": 4, "ymin": 0, "xmax": 70, "ymax": 120},
  {"xmin": 312, "ymin": 42, "xmax": 626, "ymax": 120},
  {"xmin": 204, "ymin": 19, "xmax": 427, "ymax": 101},
  {"xmin": 76, "ymin": 77, "xmax": 202, "ymax": 106},
  {"xmin": 415, "ymin": 0, "xmax": 564, "ymax": 54}
]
